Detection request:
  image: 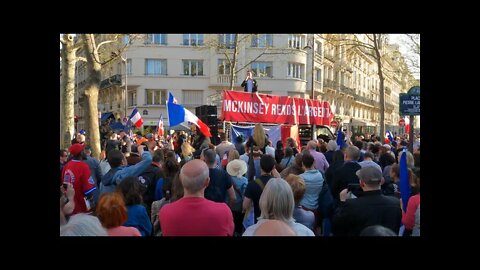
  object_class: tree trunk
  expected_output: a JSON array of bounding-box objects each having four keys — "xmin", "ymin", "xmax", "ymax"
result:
[
  {"xmin": 60, "ymin": 34, "xmax": 76, "ymax": 150},
  {"xmin": 82, "ymin": 34, "xmax": 102, "ymax": 159},
  {"xmin": 229, "ymin": 34, "xmax": 239, "ymax": 90},
  {"xmin": 374, "ymin": 34, "xmax": 385, "ymax": 142}
]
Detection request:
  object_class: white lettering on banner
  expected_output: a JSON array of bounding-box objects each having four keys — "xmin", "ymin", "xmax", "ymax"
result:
[
  {"xmin": 224, "ymin": 100, "xmax": 232, "ymax": 111},
  {"xmin": 232, "ymin": 101, "xmax": 238, "ymax": 112},
  {"xmin": 253, "ymin": 102, "xmax": 259, "ymax": 114},
  {"xmin": 271, "ymin": 104, "xmax": 277, "ymax": 115}
]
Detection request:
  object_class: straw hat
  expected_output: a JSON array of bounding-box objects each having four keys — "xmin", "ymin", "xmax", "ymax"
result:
[{"xmin": 226, "ymin": 159, "xmax": 248, "ymax": 177}]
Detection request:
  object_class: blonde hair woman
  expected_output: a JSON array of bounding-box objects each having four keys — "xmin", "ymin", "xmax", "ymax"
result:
[
  {"xmin": 242, "ymin": 178, "xmax": 314, "ymax": 236},
  {"xmin": 181, "ymin": 141, "xmax": 195, "ymax": 162}
]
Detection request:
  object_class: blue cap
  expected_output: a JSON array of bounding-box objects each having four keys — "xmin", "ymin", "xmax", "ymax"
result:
[{"xmin": 79, "ymin": 129, "xmax": 86, "ymax": 135}]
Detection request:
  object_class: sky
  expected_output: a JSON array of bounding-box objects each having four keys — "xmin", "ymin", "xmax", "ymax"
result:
[{"xmin": 388, "ymin": 34, "xmax": 420, "ymax": 79}]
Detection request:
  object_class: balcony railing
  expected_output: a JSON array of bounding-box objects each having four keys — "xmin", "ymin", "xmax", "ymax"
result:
[
  {"xmin": 217, "ymin": 74, "xmax": 237, "ymax": 84},
  {"xmin": 100, "ymin": 74, "xmax": 122, "ymax": 89},
  {"xmin": 354, "ymin": 94, "xmax": 376, "ymax": 106},
  {"xmin": 314, "ymin": 81, "xmax": 322, "ymax": 91},
  {"xmin": 323, "ymin": 79, "xmax": 338, "ymax": 90},
  {"xmin": 386, "ymin": 103, "xmax": 394, "ymax": 111},
  {"xmin": 340, "ymin": 85, "xmax": 355, "ymax": 96},
  {"xmin": 324, "ymin": 53, "xmax": 335, "ymax": 62}
]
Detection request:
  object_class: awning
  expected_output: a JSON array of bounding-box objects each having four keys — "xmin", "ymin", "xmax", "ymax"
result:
[
  {"xmin": 350, "ymin": 118, "xmax": 367, "ymax": 126},
  {"xmin": 109, "ymin": 122, "xmax": 125, "ymax": 131},
  {"xmin": 101, "ymin": 112, "xmax": 114, "ymax": 123}
]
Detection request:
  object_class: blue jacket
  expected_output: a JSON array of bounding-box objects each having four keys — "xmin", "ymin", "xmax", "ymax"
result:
[
  {"xmin": 100, "ymin": 151, "xmax": 152, "ymax": 194},
  {"xmin": 124, "ymin": 204, "xmax": 152, "ymax": 236}
]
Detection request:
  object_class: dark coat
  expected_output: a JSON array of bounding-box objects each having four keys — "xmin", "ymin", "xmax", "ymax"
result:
[
  {"xmin": 241, "ymin": 79, "xmax": 258, "ymax": 92},
  {"xmin": 332, "ymin": 190, "xmax": 402, "ymax": 236},
  {"xmin": 330, "ymin": 161, "xmax": 362, "ymax": 203}
]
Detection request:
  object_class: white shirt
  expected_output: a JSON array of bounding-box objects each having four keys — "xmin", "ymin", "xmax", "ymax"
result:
[{"xmin": 242, "ymin": 219, "xmax": 315, "ymax": 236}]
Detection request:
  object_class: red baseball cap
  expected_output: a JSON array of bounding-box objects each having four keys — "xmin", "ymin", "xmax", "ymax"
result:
[{"xmin": 69, "ymin": 143, "xmax": 85, "ymax": 156}]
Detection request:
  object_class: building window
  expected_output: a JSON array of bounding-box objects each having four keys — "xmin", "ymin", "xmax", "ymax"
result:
[
  {"xmin": 251, "ymin": 62, "xmax": 273, "ymax": 77},
  {"xmin": 218, "ymin": 34, "xmax": 236, "ymax": 49},
  {"xmin": 128, "ymin": 91, "xmax": 137, "ymax": 107},
  {"xmin": 145, "ymin": 89, "xmax": 167, "ymax": 105},
  {"xmin": 287, "ymin": 63, "xmax": 304, "ymax": 79},
  {"xmin": 146, "ymin": 34, "xmax": 167, "ymax": 45},
  {"xmin": 183, "ymin": 90, "xmax": 203, "ymax": 106},
  {"xmin": 218, "ymin": 59, "xmax": 231, "ymax": 75},
  {"xmin": 315, "ymin": 69, "xmax": 321, "ymax": 82},
  {"xmin": 288, "ymin": 34, "xmax": 304, "ymax": 49},
  {"xmin": 145, "ymin": 59, "xmax": 167, "ymax": 76},
  {"xmin": 126, "ymin": 59, "xmax": 132, "ymax": 75},
  {"xmin": 251, "ymin": 34, "xmax": 273, "ymax": 48},
  {"xmin": 183, "ymin": 34, "xmax": 204, "ymax": 46},
  {"xmin": 315, "ymin": 41, "xmax": 322, "ymax": 55},
  {"xmin": 183, "ymin": 60, "xmax": 203, "ymax": 76}
]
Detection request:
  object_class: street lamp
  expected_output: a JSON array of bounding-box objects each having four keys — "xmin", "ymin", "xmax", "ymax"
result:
[{"xmin": 303, "ymin": 34, "xmax": 316, "ymax": 140}]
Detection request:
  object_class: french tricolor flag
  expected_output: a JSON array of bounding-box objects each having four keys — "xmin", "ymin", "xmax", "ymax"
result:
[
  {"xmin": 157, "ymin": 114, "xmax": 164, "ymax": 137},
  {"xmin": 167, "ymin": 92, "xmax": 212, "ymax": 137},
  {"xmin": 129, "ymin": 107, "xmax": 143, "ymax": 128},
  {"xmin": 385, "ymin": 130, "xmax": 394, "ymax": 142}
]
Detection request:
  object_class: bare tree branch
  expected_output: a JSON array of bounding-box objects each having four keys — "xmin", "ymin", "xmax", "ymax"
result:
[
  {"xmin": 73, "ymin": 41, "xmax": 84, "ymax": 50},
  {"xmin": 76, "ymin": 57, "xmax": 87, "ymax": 62},
  {"xmin": 96, "ymin": 40, "xmax": 116, "ymax": 51}
]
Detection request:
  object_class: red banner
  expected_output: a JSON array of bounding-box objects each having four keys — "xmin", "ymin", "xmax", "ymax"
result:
[{"xmin": 221, "ymin": 90, "xmax": 334, "ymax": 125}]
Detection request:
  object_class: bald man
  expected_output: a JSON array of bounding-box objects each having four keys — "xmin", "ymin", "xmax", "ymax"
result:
[
  {"xmin": 159, "ymin": 160, "xmax": 234, "ymax": 236},
  {"xmin": 253, "ymin": 220, "xmax": 296, "ymax": 236}
]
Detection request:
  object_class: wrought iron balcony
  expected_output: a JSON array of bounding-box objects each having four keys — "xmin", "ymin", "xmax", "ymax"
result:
[
  {"xmin": 386, "ymin": 102, "xmax": 394, "ymax": 111},
  {"xmin": 100, "ymin": 74, "xmax": 122, "ymax": 89},
  {"xmin": 324, "ymin": 53, "xmax": 336, "ymax": 62},
  {"xmin": 323, "ymin": 79, "xmax": 338, "ymax": 90},
  {"xmin": 340, "ymin": 85, "xmax": 355, "ymax": 96},
  {"xmin": 354, "ymin": 94, "xmax": 375, "ymax": 106}
]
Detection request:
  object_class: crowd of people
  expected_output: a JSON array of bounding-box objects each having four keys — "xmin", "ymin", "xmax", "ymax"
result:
[{"xmin": 60, "ymin": 124, "xmax": 420, "ymax": 237}]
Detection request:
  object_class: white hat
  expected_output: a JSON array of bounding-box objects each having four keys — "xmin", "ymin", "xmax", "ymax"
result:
[{"xmin": 226, "ymin": 159, "xmax": 248, "ymax": 177}]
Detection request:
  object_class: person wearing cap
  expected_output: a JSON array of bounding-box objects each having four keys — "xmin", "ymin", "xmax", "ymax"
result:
[
  {"xmin": 332, "ymin": 166, "xmax": 402, "ymax": 236},
  {"xmin": 226, "ymin": 159, "xmax": 248, "ymax": 235},
  {"xmin": 61, "ymin": 143, "xmax": 97, "ymax": 215}
]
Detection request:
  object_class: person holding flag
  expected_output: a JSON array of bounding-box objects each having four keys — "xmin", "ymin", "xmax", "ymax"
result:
[
  {"xmin": 167, "ymin": 92, "xmax": 212, "ymax": 138},
  {"xmin": 336, "ymin": 126, "xmax": 345, "ymax": 151},
  {"xmin": 129, "ymin": 107, "xmax": 144, "ymax": 128},
  {"xmin": 157, "ymin": 114, "xmax": 165, "ymax": 138}
]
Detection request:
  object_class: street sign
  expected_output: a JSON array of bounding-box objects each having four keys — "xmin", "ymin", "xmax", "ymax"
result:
[
  {"xmin": 330, "ymin": 120, "xmax": 338, "ymax": 128},
  {"xmin": 399, "ymin": 93, "xmax": 420, "ymax": 115},
  {"xmin": 399, "ymin": 118, "xmax": 405, "ymax": 126},
  {"xmin": 407, "ymin": 86, "xmax": 420, "ymax": 95}
]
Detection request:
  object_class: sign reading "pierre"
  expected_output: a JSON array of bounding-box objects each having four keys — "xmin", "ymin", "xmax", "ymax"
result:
[
  {"xmin": 221, "ymin": 90, "xmax": 334, "ymax": 125},
  {"xmin": 399, "ymin": 86, "xmax": 420, "ymax": 115}
]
